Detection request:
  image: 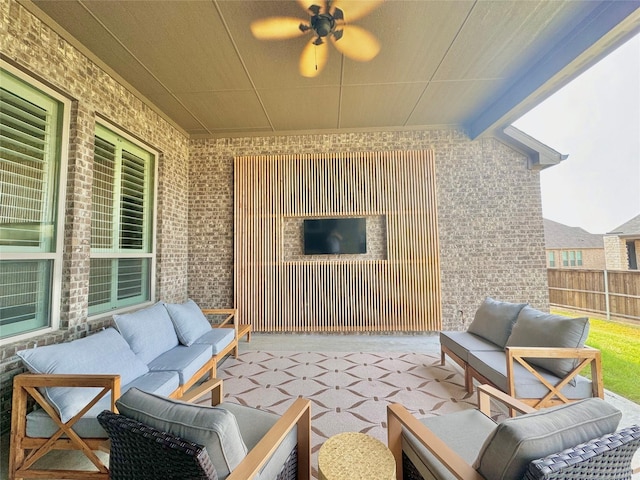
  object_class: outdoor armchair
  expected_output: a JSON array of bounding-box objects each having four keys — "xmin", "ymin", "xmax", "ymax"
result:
[
  {"xmin": 98, "ymin": 381, "xmax": 311, "ymax": 480},
  {"xmin": 388, "ymin": 384, "xmax": 640, "ymax": 480}
]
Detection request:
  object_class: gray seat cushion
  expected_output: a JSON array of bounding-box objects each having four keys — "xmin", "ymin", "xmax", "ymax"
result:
[
  {"xmin": 440, "ymin": 331, "xmax": 502, "ymax": 363},
  {"xmin": 220, "ymin": 402, "xmax": 298, "ymax": 480},
  {"xmin": 467, "ymin": 297, "xmax": 527, "ymax": 348},
  {"xmin": 506, "ymin": 307, "xmax": 590, "ymax": 381},
  {"xmin": 474, "ymin": 397, "xmax": 621, "ymax": 480},
  {"xmin": 116, "ymin": 388, "xmax": 249, "ymax": 480},
  {"xmin": 194, "ymin": 327, "xmax": 236, "ymax": 354},
  {"xmin": 468, "ymin": 350, "xmax": 594, "ymax": 399},
  {"xmin": 147, "ymin": 343, "xmax": 213, "ymax": 385},
  {"xmin": 402, "ymin": 409, "xmax": 496, "ymax": 480}
]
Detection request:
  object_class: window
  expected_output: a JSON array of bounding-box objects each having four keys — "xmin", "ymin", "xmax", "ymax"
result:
[
  {"xmin": 562, "ymin": 251, "xmax": 568, "ymax": 267},
  {"xmin": 89, "ymin": 124, "xmax": 155, "ymax": 316},
  {"xmin": 576, "ymin": 250, "xmax": 583, "ymax": 267},
  {"xmin": 569, "ymin": 250, "xmax": 576, "ymax": 267},
  {"xmin": 0, "ymin": 65, "xmax": 69, "ymax": 343},
  {"xmin": 548, "ymin": 251, "xmax": 555, "ymax": 267}
]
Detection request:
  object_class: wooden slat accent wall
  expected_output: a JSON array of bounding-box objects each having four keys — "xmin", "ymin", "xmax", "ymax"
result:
[{"xmin": 234, "ymin": 150, "xmax": 441, "ymax": 332}]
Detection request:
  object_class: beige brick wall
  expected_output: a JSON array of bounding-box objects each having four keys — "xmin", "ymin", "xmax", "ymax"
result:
[
  {"xmin": 604, "ymin": 235, "xmax": 629, "ymax": 270},
  {"xmin": 1, "ymin": 0, "xmax": 190, "ymax": 434},
  {"xmin": 545, "ymin": 248, "xmax": 606, "ymax": 269},
  {"xmin": 188, "ymin": 134, "xmax": 549, "ymax": 331}
]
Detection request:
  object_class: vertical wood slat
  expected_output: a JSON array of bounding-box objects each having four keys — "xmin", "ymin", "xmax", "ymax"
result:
[{"xmin": 234, "ymin": 150, "xmax": 441, "ymax": 332}]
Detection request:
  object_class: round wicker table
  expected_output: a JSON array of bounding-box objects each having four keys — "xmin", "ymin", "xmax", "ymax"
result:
[{"xmin": 317, "ymin": 432, "xmax": 396, "ymax": 480}]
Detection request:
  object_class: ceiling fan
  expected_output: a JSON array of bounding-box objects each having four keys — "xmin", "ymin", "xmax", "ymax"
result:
[{"xmin": 250, "ymin": 0, "xmax": 383, "ymax": 77}]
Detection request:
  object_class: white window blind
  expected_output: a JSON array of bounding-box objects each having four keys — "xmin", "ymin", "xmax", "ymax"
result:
[
  {"xmin": 89, "ymin": 125, "xmax": 154, "ymax": 315},
  {"xmin": 0, "ymin": 67, "xmax": 64, "ymax": 341}
]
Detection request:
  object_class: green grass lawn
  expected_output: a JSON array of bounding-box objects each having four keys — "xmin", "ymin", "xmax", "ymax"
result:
[{"xmin": 554, "ymin": 310, "xmax": 640, "ymax": 403}]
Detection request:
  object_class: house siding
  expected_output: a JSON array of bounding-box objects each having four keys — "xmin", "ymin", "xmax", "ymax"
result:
[{"xmin": 0, "ymin": 0, "xmax": 549, "ymax": 435}]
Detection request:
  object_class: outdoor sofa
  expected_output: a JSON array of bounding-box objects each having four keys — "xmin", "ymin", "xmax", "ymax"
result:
[
  {"xmin": 440, "ymin": 297, "xmax": 603, "ymax": 408},
  {"xmin": 10, "ymin": 299, "xmax": 244, "ymax": 480}
]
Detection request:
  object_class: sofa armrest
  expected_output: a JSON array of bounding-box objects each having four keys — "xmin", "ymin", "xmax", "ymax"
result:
[
  {"xmin": 202, "ymin": 308, "xmax": 239, "ymax": 337},
  {"xmin": 11, "ymin": 373, "xmax": 120, "ymax": 479},
  {"xmin": 476, "ymin": 384, "xmax": 536, "ymax": 417},
  {"xmin": 179, "ymin": 377, "xmax": 224, "ymax": 406},
  {"xmin": 505, "ymin": 346, "xmax": 603, "ymax": 408},
  {"xmin": 227, "ymin": 398, "xmax": 312, "ymax": 480},
  {"xmin": 387, "ymin": 403, "xmax": 485, "ymax": 480}
]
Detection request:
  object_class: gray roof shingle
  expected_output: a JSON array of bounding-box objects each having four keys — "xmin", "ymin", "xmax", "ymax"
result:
[
  {"xmin": 543, "ymin": 219, "xmax": 604, "ymax": 249},
  {"xmin": 607, "ymin": 214, "xmax": 640, "ymax": 237}
]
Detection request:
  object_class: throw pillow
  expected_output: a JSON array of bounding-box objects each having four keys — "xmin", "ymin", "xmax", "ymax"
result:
[
  {"xmin": 113, "ymin": 302, "xmax": 179, "ymax": 364},
  {"xmin": 17, "ymin": 328, "xmax": 149, "ymax": 423},
  {"xmin": 165, "ymin": 299, "xmax": 212, "ymax": 346},
  {"xmin": 474, "ymin": 397, "xmax": 621, "ymax": 479},
  {"xmin": 506, "ymin": 306, "xmax": 589, "ymax": 379},
  {"xmin": 467, "ymin": 297, "xmax": 528, "ymax": 348},
  {"xmin": 116, "ymin": 388, "xmax": 248, "ymax": 480}
]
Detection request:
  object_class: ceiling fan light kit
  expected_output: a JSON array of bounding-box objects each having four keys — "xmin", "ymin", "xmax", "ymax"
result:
[{"xmin": 250, "ymin": 0, "xmax": 382, "ymax": 77}]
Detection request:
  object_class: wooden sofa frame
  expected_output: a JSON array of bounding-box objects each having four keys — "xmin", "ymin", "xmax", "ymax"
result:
[
  {"xmin": 9, "ymin": 308, "xmax": 251, "ymax": 480},
  {"xmin": 441, "ymin": 343, "xmax": 604, "ymax": 409}
]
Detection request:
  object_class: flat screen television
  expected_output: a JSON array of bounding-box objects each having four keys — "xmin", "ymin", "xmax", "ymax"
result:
[{"xmin": 303, "ymin": 217, "xmax": 366, "ymax": 255}]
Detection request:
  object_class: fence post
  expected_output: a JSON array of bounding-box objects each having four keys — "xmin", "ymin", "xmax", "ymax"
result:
[{"xmin": 603, "ymin": 269, "xmax": 611, "ymax": 321}]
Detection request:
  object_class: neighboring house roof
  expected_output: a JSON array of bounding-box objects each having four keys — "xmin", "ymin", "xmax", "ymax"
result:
[
  {"xmin": 543, "ymin": 219, "xmax": 604, "ymax": 249},
  {"xmin": 606, "ymin": 214, "xmax": 640, "ymax": 237}
]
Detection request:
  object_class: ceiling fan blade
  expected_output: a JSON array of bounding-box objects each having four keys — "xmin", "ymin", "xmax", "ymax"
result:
[
  {"xmin": 250, "ymin": 17, "xmax": 307, "ymax": 40},
  {"xmin": 331, "ymin": 24, "xmax": 380, "ymax": 61},
  {"xmin": 331, "ymin": 0, "xmax": 383, "ymax": 21},
  {"xmin": 300, "ymin": 38, "xmax": 329, "ymax": 77}
]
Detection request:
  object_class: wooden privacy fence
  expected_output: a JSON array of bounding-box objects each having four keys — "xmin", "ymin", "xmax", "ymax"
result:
[{"xmin": 547, "ymin": 268, "xmax": 640, "ymax": 321}]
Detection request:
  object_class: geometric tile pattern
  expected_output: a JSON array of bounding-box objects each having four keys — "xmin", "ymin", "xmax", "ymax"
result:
[{"xmin": 216, "ymin": 351, "xmax": 476, "ymax": 478}]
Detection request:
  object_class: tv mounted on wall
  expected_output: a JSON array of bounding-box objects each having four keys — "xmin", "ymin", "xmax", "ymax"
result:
[{"xmin": 303, "ymin": 217, "xmax": 367, "ymax": 255}]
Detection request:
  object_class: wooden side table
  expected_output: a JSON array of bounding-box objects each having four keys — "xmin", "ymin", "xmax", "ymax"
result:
[{"xmin": 318, "ymin": 432, "xmax": 396, "ymax": 480}]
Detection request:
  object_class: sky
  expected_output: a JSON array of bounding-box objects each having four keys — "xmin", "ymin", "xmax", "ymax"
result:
[{"xmin": 513, "ymin": 34, "xmax": 640, "ymax": 235}]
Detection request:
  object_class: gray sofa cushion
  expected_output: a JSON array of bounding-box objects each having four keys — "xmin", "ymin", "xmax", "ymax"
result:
[
  {"xmin": 114, "ymin": 302, "xmax": 180, "ymax": 364},
  {"xmin": 439, "ymin": 331, "xmax": 502, "ymax": 363},
  {"xmin": 116, "ymin": 388, "xmax": 248, "ymax": 480},
  {"xmin": 468, "ymin": 350, "xmax": 594, "ymax": 400},
  {"xmin": 403, "ymin": 409, "xmax": 496, "ymax": 480},
  {"xmin": 17, "ymin": 328, "xmax": 149, "ymax": 423},
  {"xmin": 194, "ymin": 327, "xmax": 236, "ymax": 354},
  {"xmin": 147, "ymin": 343, "xmax": 212, "ymax": 385},
  {"xmin": 165, "ymin": 299, "xmax": 212, "ymax": 346},
  {"xmin": 506, "ymin": 307, "xmax": 590, "ymax": 380},
  {"xmin": 474, "ymin": 397, "xmax": 621, "ymax": 480},
  {"xmin": 26, "ymin": 370, "xmax": 179, "ymax": 439},
  {"xmin": 220, "ymin": 402, "xmax": 298, "ymax": 480},
  {"xmin": 467, "ymin": 297, "xmax": 527, "ymax": 348}
]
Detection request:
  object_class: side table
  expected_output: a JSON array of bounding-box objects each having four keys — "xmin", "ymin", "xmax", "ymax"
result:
[{"xmin": 318, "ymin": 432, "xmax": 396, "ymax": 480}]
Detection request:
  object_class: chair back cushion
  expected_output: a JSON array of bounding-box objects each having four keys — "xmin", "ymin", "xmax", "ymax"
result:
[
  {"xmin": 114, "ymin": 302, "xmax": 179, "ymax": 364},
  {"xmin": 467, "ymin": 297, "xmax": 528, "ymax": 348},
  {"xmin": 165, "ymin": 299, "xmax": 212, "ymax": 346},
  {"xmin": 506, "ymin": 307, "xmax": 589, "ymax": 380},
  {"xmin": 17, "ymin": 328, "xmax": 148, "ymax": 423},
  {"xmin": 116, "ymin": 388, "xmax": 248, "ymax": 480},
  {"xmin": 474, "ymin": 397, "xmax": 621, "ymax": 480}
]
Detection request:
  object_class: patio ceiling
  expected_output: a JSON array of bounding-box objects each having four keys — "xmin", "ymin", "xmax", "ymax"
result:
[{"xmin": 22, "ymin": 0, "xmax": 640, "ymax": 138}]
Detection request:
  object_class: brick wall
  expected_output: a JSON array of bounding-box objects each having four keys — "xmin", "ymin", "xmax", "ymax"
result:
[
  {"xmin": 604, "ymin": 235, "xmax": 629, "ymax": 270},
  {"xmin": 0, "ymin": 0, "xmax": 190, "ymax": 434},
  {"xmin": 188, "ymin": 133, "xmax": 550, "ymax": 330}
]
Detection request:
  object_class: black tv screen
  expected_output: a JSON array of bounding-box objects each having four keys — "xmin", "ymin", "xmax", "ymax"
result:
[{"xmin": 303, "ymin": 218, "xmax": 367, "ymax": 255}]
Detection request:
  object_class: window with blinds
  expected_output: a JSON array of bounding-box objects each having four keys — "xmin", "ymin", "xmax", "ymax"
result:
[
  {"xmin": 89, "ymin": 124, "xmax": 154, "ymax": 315},
  {"xmin": 0, "ymin": 67, "xmax": 64, "ymax": 341}
]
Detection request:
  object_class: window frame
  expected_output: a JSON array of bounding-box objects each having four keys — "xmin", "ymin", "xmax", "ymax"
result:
[
  {"xmin": 88, "ymin": 120, "xmax": 158, "ymax": 319},
  {"xmin": 0, "ymin": 61, "xmax": 71, "ymax": 346}
]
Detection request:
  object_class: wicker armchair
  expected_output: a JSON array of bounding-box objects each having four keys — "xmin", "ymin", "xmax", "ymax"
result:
[
  {"xmin": 97, "ymin": 385, "xmax": 311, "ymax": 480},
  {"xmin": 388, "ymin": 384, "xmax": 640, "ymax": 480}
]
